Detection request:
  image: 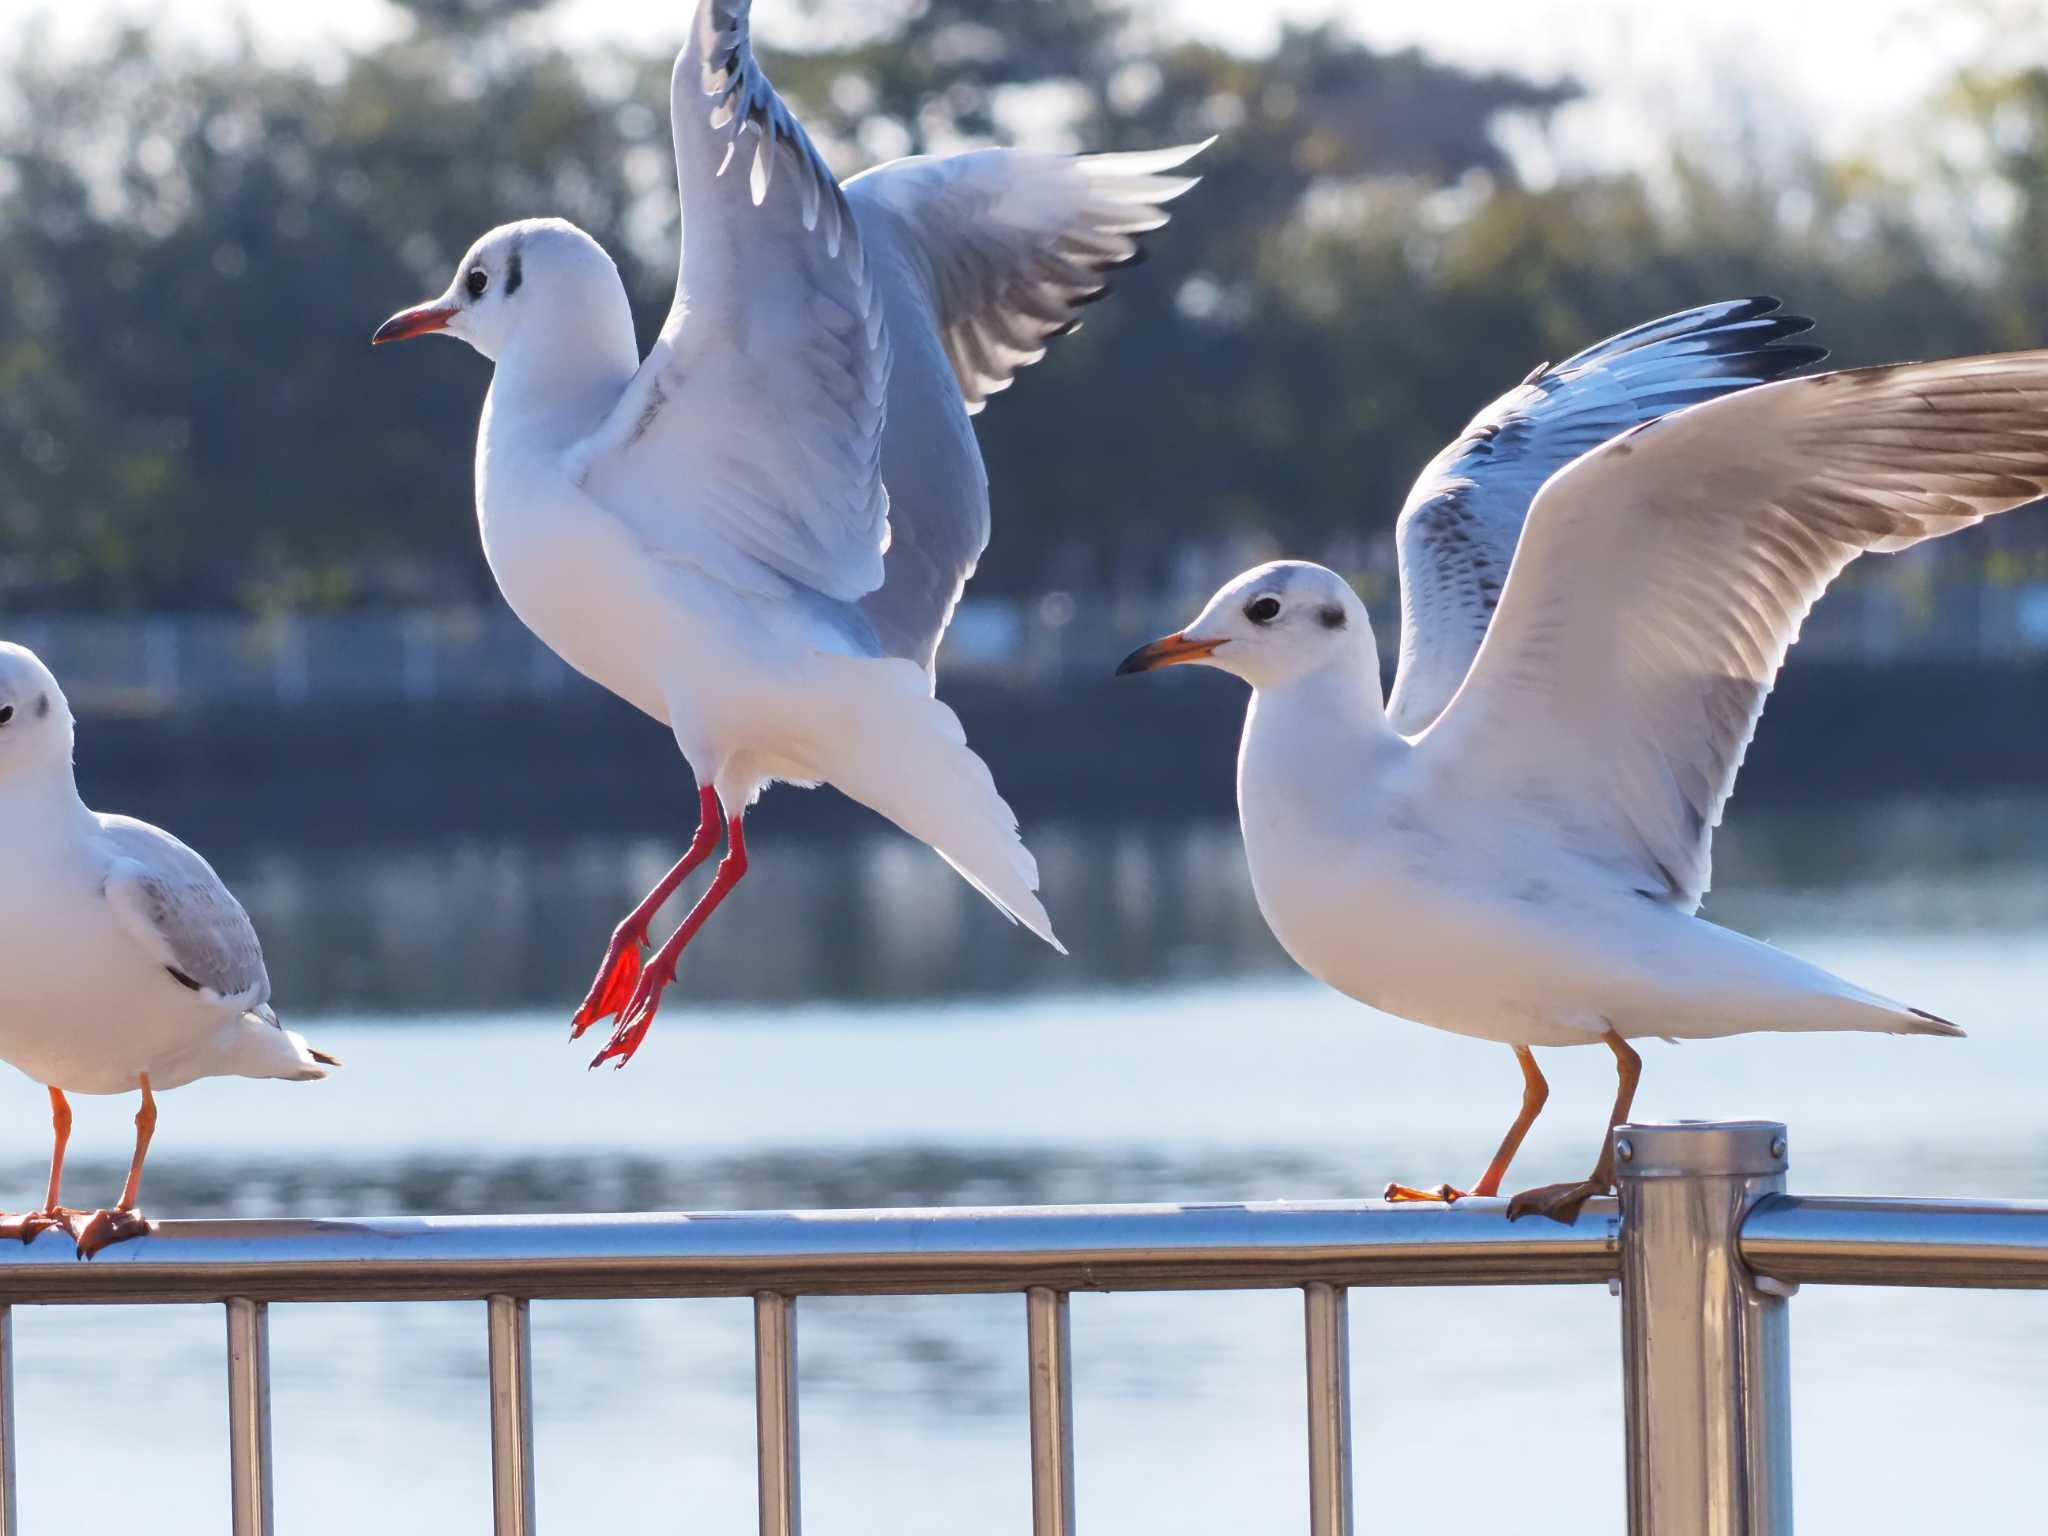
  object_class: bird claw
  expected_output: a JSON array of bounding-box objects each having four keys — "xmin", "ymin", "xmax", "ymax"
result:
[
  {"xmin": 72, "ymin": 1207, "xmax": 151, "ymax": 1260},
  {"xmin": 1382, "ymin": 1182, "xmax": 1472, "ymax": 1204},
  {"xmin": 569, "ymin": 933, "xmax": 647, "ymax": 1040},
  {"xmin": 1505, "ymin": 1180, "xmax": 1609, "ymax": 1225},
  {"xmin": 587, "ymin": 961, "xmax": 676, "ymax": 1070}
]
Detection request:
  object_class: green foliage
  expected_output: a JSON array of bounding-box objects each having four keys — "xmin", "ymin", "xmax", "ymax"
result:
[{"xmin": 0, "ymin": 0, "xmax": 2041, "ymax": 610}]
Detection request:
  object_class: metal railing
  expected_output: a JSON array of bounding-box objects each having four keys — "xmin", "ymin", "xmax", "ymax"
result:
[{"xmin": 0, "ymin": 1119, "xmax": 2043, "ymax": 1534}]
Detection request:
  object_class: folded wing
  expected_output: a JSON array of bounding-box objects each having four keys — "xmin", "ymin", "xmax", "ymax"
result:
[
  {"xmin": 98, "ymin": 815, "xmax": 271, "ymax": 1007},
  {"xmin": 1387, "ymin": 299, "xmax": 1825, "ymax": 735},
  {"xmin": 1424, "ymin": 353, "xmax": 2048, "ymax": 909},
  {"xmin": 575, "ymin": 0, "xmax": 891, "ymax": 603}
]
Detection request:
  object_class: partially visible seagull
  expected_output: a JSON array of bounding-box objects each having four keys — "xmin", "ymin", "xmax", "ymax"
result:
[
  {"xmin": 374, "ymin": 0, "xmax": 1205, "ymax": 1068},
  {"xmin": 0, "ymin": 644, "xmax": 336, "ymax": 1257},
  {"xmin": 1119, "ymin": 310, "xmax": 2048, "ymax": 1221}
]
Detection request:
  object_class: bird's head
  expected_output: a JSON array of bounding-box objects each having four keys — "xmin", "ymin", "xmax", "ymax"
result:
[
  {"xmin": 0, "ymin": 643, "xmax": 75, "ymax": 779},
  {"xmin": 371, "ymin": 217, "xmax": 629, "ymax": 366},
  {"xmin": 1116, "ymin": 561, "xmax": 1376, "ymax": 691}
]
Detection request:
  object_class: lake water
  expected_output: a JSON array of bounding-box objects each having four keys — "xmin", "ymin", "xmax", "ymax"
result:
[{"xmin": 3, "ymin": 798, "xmax": 2046, "ymax": 1533}]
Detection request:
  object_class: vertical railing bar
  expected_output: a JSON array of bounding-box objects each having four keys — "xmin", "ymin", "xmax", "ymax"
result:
[
  {"xmin": 487, "ymin": 1295, "xmax": 537, "ymax": 1536},
  {"xmin": 0, "ymin": 1305, "xmax": 17, "ymax": 1536},
  {"xmin": 1025, "ymin": 1287, "xmax": 1076, "ymax": 1536},
  {"xmin": 754, "ymin": 1291, "xmax": 801, "ymax": 1536},
  {"xmin": 225, "ymin": 1296, "xmax": 274, "ymax": 1536},
  {"xmin": 1303, "ymin": 1282, "xmax": 1353, "ymax": 1536},
  {"xmin": 1619, "ymin": 1120, "xmax": 1793, "ymax": 1535}
]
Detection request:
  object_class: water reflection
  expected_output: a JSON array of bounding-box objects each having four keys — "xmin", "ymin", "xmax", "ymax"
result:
[{"xmin": 214, "ymin": 793, "xmax": 2048, "ymax": 1015}]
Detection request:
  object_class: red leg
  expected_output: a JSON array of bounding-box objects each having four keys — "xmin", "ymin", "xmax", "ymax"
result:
[
  {"xmin": 589, "ymin": 812, "xmax": 749, "ymax": 1070},
  {"xmin": 570, "ymin": 786, "xmax": 723, "ymax": 1038}
]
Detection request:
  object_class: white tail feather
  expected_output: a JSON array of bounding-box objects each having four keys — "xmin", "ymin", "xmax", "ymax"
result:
[{"xmin": 804, "ymin": 656, "xmax": 1063, "ymax": 952}]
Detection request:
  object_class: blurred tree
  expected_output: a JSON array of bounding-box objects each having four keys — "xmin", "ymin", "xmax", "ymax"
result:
[{"xmin": 0, "ymin": 0, "xmax": 2036, "ymax": 611}]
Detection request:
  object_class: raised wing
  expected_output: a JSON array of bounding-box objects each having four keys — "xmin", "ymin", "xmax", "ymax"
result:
[
  {"xmin": 1423, "ymin": 353, "xmax": 2048, "ymax": 910},
  {"xmin": 97, "ymin": 814, "xmax": 270, "ymax": 1006},
  {"xmin": 575, "ymin": 0, "xmax": 891, "ymax": 603},
  {"xmin": 846, "ymin": 143, "xmax": 1206, "ymax": 415},
  {"xmin": 1385, "ymin": 299, "xmax": 1825, "ymax": 735},
  {"xmin": 842, "ymin": 143, "xmax": 1204, "ymax": 675}
]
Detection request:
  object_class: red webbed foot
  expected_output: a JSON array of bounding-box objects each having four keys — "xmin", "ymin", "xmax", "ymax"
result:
[
  {"xmin": 588, "ymin": 957, "xmax": 679, "ymax": 1070},
  {"xmin": 570, "ymin": 929, "xmax": 647, "ymax": 1040}
]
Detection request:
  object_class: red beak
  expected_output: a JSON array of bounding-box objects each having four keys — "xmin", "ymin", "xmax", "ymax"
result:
[
  {"xmin": 1115, "ymin": 632, "xmax": 1227, "ymax": 674},
  {"xmin": 371, "ymin": 302, "xmax": 457, "ymax": 345}
]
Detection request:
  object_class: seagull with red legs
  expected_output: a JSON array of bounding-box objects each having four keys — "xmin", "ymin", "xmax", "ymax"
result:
[
  {"xmin": 0, "ymin": 644, "xmax": 337, "ymax": 1257},
  {"xmin": 374, "ymin": 0, "xmax": 1204, "ymax": 1067},
  {"xmin": 1119, "ymin": 309, "xmax": 2048, "ymax": 1221}
]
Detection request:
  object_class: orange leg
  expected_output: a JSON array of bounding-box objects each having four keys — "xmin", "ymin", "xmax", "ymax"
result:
[
  {"xmin": 1507, "ymin": 1032, "xmax": 1642, "ymax": 1224},
  {"xmin": 75, "ymin": 1075, "xmax": 158, "ymax": 1260},
  {"xmin": 1, "ymin": 1088, "xmax": 81, "ymax": 1242},
  {"xmin": 1385, "ymin": 1045, "xmax": 1550, "ymax": 1203}
]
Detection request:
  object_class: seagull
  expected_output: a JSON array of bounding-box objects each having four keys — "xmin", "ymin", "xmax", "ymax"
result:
[
  {"xmin": 0, "ymin": 644, "xmax": 337, "ymax": 1257},
  {"xmin": 373, "ymin": 0, "xmax": 1204, "ymax": 1067},
  {"xmin": 1118, "ymin": 306, "xmax": 2048, "ymax": 1221}
]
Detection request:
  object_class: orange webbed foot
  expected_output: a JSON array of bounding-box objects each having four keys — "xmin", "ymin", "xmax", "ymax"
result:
[
  {"xmin": 1382, "ymin": 1182, "xmax": 1473, "ymax": 1204},
  {"xmin": 72, "ymin": 1207, "xmax": 152, "ymax": 1260},
  {"xmin": 1505, "ymin": 1180, "xmax": 1609, "ymax": 1225}
]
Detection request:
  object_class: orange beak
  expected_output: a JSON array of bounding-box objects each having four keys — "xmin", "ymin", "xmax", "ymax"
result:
[
  {"xmin": 1115, "ymin": 631, "xmax": 1227, "ymax": 675},
  {"xmin": 371, "ymin": 302, "xmax": 457, "ymax": 345}
]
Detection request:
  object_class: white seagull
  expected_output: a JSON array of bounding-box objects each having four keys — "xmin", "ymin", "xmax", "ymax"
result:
[
  {"xmin": 1119, "ymin": 306, "xmax": 2048, "ymax": 1221},
  {"xmin": 374, "ymin": 0, "xmax": 1204, "ymax": 1067},
  {"xmin": 0, "ymin": 644, "xmax": 336, "ymax": 1256}
]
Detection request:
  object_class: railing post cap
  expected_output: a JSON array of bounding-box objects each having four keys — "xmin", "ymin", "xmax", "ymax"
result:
[{"xmin": 1613, "ymin": 1120, "xmax": 1787, "ymax": 1180}]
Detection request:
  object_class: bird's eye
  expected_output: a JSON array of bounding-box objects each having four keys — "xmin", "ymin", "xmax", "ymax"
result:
[
  {"xmin": 1245, "ymin": 596, "xmax": 1282, "ymax": 625},
  {"xmin": 0, "ymin": 706, "xmax": 14, "ymax": 726},
  {"xmin": 465, "ymin": 268, "xmax": 489, "ymax": 299}
]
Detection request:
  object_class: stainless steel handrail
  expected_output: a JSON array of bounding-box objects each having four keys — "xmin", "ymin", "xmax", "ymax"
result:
[
  {"xmin": 0, "ymin": 1199, "xmax": 1619, "ymax": 1304},
  {"xmin": 0, "ymin": 1127, "xmax": 2043, "ymax": 1536}
]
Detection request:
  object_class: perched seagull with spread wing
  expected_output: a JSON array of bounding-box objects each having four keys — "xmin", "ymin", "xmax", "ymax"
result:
[
  {"xmin": 374, "ymin": 0, "xmax": 1203, "ymax": 1068},
  {"xmin": 0, "ymin": 644, "xmax": 337, "ymax": 1257},
  {"xmin": 1118, "ymin": 304, "xmax": 2048, "ymax": 1221}
]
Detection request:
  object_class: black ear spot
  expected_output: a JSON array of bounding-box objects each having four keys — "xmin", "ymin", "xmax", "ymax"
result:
[
  {"xmin": 506, "ymin": 251, "xmax": 523, "ymax": 296},
  {"xmin": 1318, "ymin": 605, "xmax": 1346, "ymax": 630},
  {"xmin": 35, "ymin": 692, "xmax": 49, "ymax": 719}
]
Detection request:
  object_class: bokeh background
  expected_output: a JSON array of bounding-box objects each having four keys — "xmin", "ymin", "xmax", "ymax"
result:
[{"xmin": 3, "ymin": 1, "xmax": 2048, "ymax": 1531}]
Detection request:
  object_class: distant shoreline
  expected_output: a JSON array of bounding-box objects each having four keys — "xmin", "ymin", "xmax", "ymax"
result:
[{"xmin": 71, "ymin": 658, "xmax": 2048, "ymax": 847}]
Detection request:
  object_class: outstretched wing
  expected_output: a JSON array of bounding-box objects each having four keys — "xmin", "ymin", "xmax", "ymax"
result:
[
  {"xmin": 844, "ymin": 143, "xmax": 1206, "ymax": 673},
  {"xmin": 1424, "ymin": 353, "xmax": 2048, "ymax": 910},
  {"xmin": 97, "ymin": 814, "xmax": 270, "ymax": 1007},
  {"xmin": 1386, "ymin": 299, "xmax": 1825, "ymax": 735},
  {"xmin": 574, "ymin": 0, "xmax": 891, "ymax": 604}
]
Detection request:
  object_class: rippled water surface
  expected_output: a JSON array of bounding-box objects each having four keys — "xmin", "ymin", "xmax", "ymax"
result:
[{"xmin": 5, "ymin": 799, "xmax": 2046, "ymax": 1534}]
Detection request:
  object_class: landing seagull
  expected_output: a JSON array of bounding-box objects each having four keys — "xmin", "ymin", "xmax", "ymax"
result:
[
  {"xmin": 1120, "ymin": 306, "xmax": 2048, "ymax": 1221},
  {"xmin": 0, "ymin": 644, "xmax": 337, "ymax": 1256},
  {"xmin": 374, "ymin": 0, "xmax": 1204, "ymax": 1067}
]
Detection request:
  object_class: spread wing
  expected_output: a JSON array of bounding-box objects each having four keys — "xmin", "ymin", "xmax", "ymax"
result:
[
  {"xmin": 1421, "ymin": 353, "xmax": 2048, "ymax": 910},
  {"xmin": 1386, "ymin": 299, "xmax": 1825, "ymax": 735},
  {"xmin": 97, "ymin": 814, "xmax": 270, "ymax": 1007},
  {"xmin": 843, "ymin": 143, "xmax": 1205, "ymax": 675},
  {"xmin": 573, "ymin": 0, "xmax": 891, "ymax": 603}
]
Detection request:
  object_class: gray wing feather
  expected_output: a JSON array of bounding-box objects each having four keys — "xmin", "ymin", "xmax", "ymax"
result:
[
  {"xmin": 845, "ymin": 142, "xmax": 1206, "ymax": 675},
  {"xmin": 98, "ymin": 814, "xmax": 270, "ymax": 1006},
  {"xmin": 1386, "ymin": 298, "xmax": 1826, "ymax": 736}
]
